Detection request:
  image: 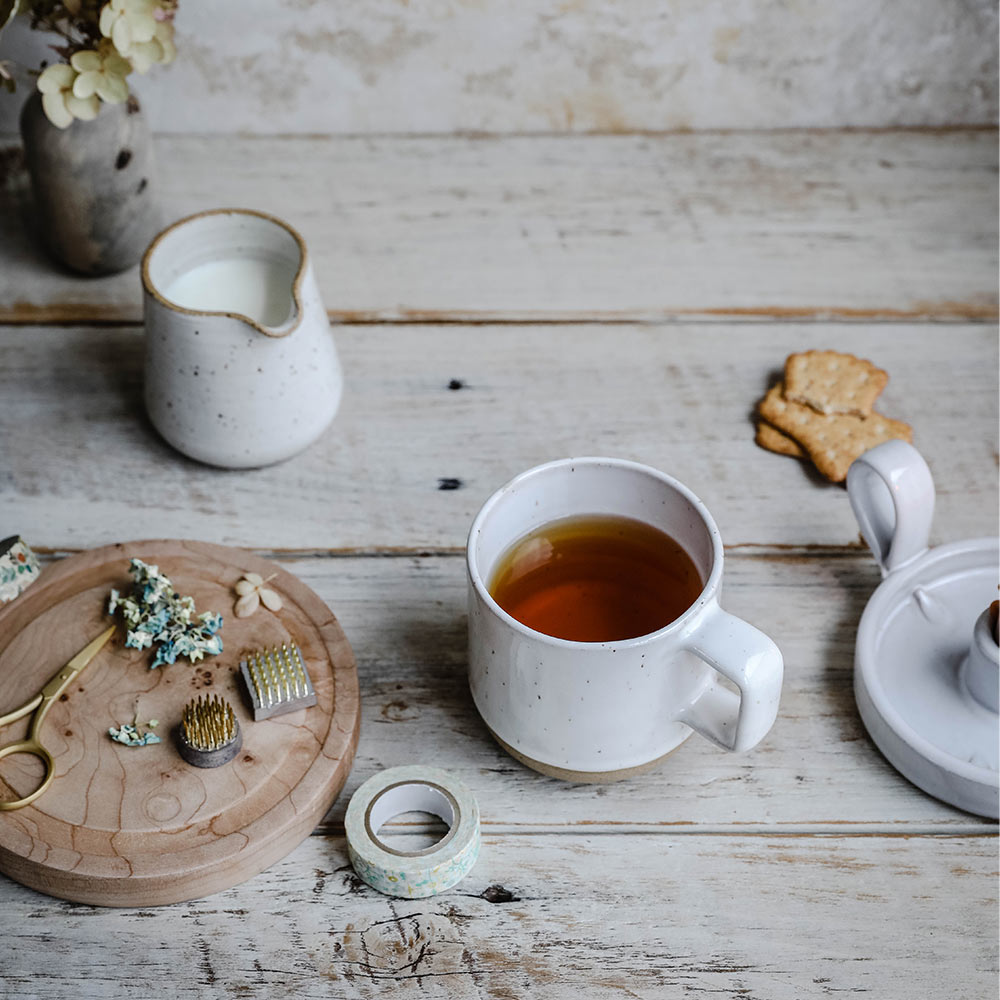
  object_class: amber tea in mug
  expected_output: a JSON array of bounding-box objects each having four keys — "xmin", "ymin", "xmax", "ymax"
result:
[{"xmin": 487, "ymin": 513, "xmax": 703, "ymax": 642}]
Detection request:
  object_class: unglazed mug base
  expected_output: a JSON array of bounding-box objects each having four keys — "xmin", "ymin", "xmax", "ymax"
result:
[{"xmin": 488, "ymin": 725, "xmax": 690, "ymax": 783}]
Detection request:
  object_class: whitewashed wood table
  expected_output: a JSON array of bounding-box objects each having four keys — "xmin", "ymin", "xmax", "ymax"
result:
[{"xmin": 0, "ymin": 128, "xmax": 997, "ymax": 999}]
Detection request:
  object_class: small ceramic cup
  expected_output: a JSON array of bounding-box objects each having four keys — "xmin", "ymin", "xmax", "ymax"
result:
[
  {"xmin": 142, "ymin": 208, "xmax": 343, "ymax": 469},
  {"xmin": 466, "ymin": 457, "xmax": 784, "ymax": 781},
  {"xmin": 964, "ymin": 607, "xmax": 999, "ymax": 714}
]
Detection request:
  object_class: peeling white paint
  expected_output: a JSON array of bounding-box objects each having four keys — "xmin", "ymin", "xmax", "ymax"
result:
[{"xmin": 0, "ymin": 0, "xmax": 996, "ymax": 133}]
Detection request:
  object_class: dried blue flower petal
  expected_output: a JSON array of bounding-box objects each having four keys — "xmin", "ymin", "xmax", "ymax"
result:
[
  {"xmin": 109, "ymin": 723, "xmax": 162, "ymax": 747},
  {"xmin": 109, "ymin": 558, "xmax": 224, "ymax": 669},
  {"xmin": 125, "ymin": 630, "xmax": 153, "ymax": 651},
  {"xmin": 199, "ymin": 612, "xmax": 223, "ymax": 635}
]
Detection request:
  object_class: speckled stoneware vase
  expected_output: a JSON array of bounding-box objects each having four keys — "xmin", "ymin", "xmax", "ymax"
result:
[
  {"xmin": 141, "ymin": 208, "xmax": 343, "ymax": 469},
  {"xmin": 19, "ymin": 92, "xmax": 160, "ymax": 276}
]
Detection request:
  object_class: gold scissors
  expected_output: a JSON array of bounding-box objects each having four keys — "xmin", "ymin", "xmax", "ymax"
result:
[{"xmin": 0, "ymin": 625, "xmax": 116, "ymax": 811}]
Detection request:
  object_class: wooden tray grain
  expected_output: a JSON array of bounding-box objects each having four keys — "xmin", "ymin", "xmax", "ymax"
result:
[{"xmin": 0, "ymin": 540, "xmax": 360, "ymax": 906}]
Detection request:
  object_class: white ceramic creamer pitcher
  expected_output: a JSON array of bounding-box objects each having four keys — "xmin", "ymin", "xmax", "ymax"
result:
[{"xmin": 142, "ymin": 209, "xmax": 343, "ymax": 468}]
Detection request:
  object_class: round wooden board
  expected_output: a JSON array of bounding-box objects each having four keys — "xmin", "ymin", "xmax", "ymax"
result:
[{"xmin": 0, "ymin": 540, "xmax": 360, "ymax": 906}]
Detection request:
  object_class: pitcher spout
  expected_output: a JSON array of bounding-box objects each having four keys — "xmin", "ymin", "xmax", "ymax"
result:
[{"xmin": 143, "ymin": 207, "xmax": 307, "ymax": 338}]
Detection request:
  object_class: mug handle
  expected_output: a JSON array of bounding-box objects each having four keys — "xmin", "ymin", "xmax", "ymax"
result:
[
  {"xmin": 678, "ymin": 604, "xmax": 784, "ymax": 752},
  {"xmin": 846, "ymin": 440, "xmax": 935, "ymax": 577}
]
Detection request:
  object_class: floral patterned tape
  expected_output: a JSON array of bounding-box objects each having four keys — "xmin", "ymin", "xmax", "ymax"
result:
[
  {"xmin": 0, "ymin": 536, "xmax": 41, "ymax": 605},
  {"xmin": 345, "ymin": 765, "xmax": 480, "ymax": 898}
]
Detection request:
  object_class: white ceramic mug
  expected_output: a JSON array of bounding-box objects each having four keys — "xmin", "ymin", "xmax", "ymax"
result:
[
  {"xmin": 142, "ymin": 208, "xmax": 343, "ymax": 469},
  {"xmin": 467, "ymin": 457, "xmax": 784, "ymax": 781}
]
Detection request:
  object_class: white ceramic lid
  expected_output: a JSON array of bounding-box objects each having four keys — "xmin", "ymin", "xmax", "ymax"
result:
[{"xmin": 848, "ymin": 442, "xmax": 999, "ymax": 819}]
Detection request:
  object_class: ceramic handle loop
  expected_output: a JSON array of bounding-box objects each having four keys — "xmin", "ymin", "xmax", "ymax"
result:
[
  {"xmin": 846, "ymin": 440, "xmax": 935, "ymax": 577},
  {"xmin": 679, "ymin": 604, "xmax": 784, "ymax": 752}
]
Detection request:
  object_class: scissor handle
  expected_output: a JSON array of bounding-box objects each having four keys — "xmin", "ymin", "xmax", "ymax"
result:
[
  {"xmin": 0, "ymin": 738, "xmax": 55, "ymax": 811},
  {"xmin": 0, "ymin": 626, "xmax": 115, "ymax": 811}
]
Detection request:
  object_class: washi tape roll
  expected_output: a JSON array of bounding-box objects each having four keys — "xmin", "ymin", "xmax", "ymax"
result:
[
  {"xmin": 345, "ymin": 765, "xmax": 480, "ymax": 898},
  {"xmin": 0, "ymin": 536, "xmax": 41, "ymax": 605}
]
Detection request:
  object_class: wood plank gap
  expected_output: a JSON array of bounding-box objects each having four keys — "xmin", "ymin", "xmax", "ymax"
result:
[
  {"xmin": 333, "ymin": 305, "xmax": 999, "ymax": 323},
  {"xmin": 338, "ymin": 306, "xmax": 1000, "ymax": 324},
  {"xmin": 2, "ymin": 305, "xmax": 996, "ymax": 327},
  {"xmin": 314, "ymin": 823, "xmax": 998, "ymax": 837},
  {"xmin": 0, "ymin": 314, "xmax": 139, "ymax": 328},
  {"xmin": 28, "ymin": 545, "xmax": 876, "ymax": 562},
  {"xmin": 3, "ymin": 123, "xmax": 983, "ymax": 142},
  {"xmin": 725, "ymin": 543, "xmax": 868, "ymax": 559},
  {"xmin": 30, "ymin": 546, "xmax": 468, "ymax": 560},
  {"xmin": 254, "ymin": 545, "xmax": 876, "ymax": 562}
]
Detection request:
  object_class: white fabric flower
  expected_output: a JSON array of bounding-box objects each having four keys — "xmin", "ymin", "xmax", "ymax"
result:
[
  {"xmin": 36, "ymin": 63, "xmax": 99, "ymax": 129},
  {"xmin": 234, "ymin": 572, "xmax": 283, "ymax": 618},
  {"xmin": 71, "ymin": 47, "xmax": 131, "ymax": 104},
  {"xmin": 98, "ymin": 0, "xmax": 158, "ymax": 57}
]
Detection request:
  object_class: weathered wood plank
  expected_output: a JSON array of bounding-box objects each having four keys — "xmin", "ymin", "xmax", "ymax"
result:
[
  {"xmin": 1, "ymin": 323, "xmax": 995, "ymax": 552},
  {"xmin": 285, "ymin": 551, "xmax": 997, "ymax": 830},
  {"xmin": 1, "ymin": 832, "xmax": 995, "ymax": 999},
  {"xmin": 6, "ymin": 550, "xmax": 994, "ymax": 830},
  {"xmin": 1, "ymin": 1, "xmax": 996, "ymax": 134},
  {"xmin": 1, "ymin": 131, "xmax": 996, "ymax": 323}
]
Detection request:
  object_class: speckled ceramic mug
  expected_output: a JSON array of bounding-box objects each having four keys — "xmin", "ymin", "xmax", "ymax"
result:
[
  {"xmin": 142, "ymin": 208, "xmax": 343, "ymax": 469},
  {"xmin": 467, "ymin": 458, "xmax": 784, "ymax": 781}
]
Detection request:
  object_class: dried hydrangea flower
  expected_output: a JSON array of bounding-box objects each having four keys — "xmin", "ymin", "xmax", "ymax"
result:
[
  {"xmin": 130, "ymin": 17, "xmax": 176, "ymax": 73},
  {"xmin": 99, "ymin": 0, "xmax": 158, "ymax": 56},
  {"xmin": 70, "ymin": 45, "xmax": 132, "ymax": 104},
  {"xmin": 234, "ymin": 572, "xmax": 282, "ymax": 618},
  {"xmin": 37, "ymin": 63, "xmax": 98, "ymax": 129},
  {"xmin": 108, "ymin": 558, "xmax": 224, "ymax": 668},
  {"xmin": 19, "ymin": 0, "xmax": 180, "ymax": 128}
]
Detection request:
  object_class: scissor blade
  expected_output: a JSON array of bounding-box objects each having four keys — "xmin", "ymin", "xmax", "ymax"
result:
[{"xmin": 65, "ymin": 625, "xmax": 117, "ymax": 672}]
